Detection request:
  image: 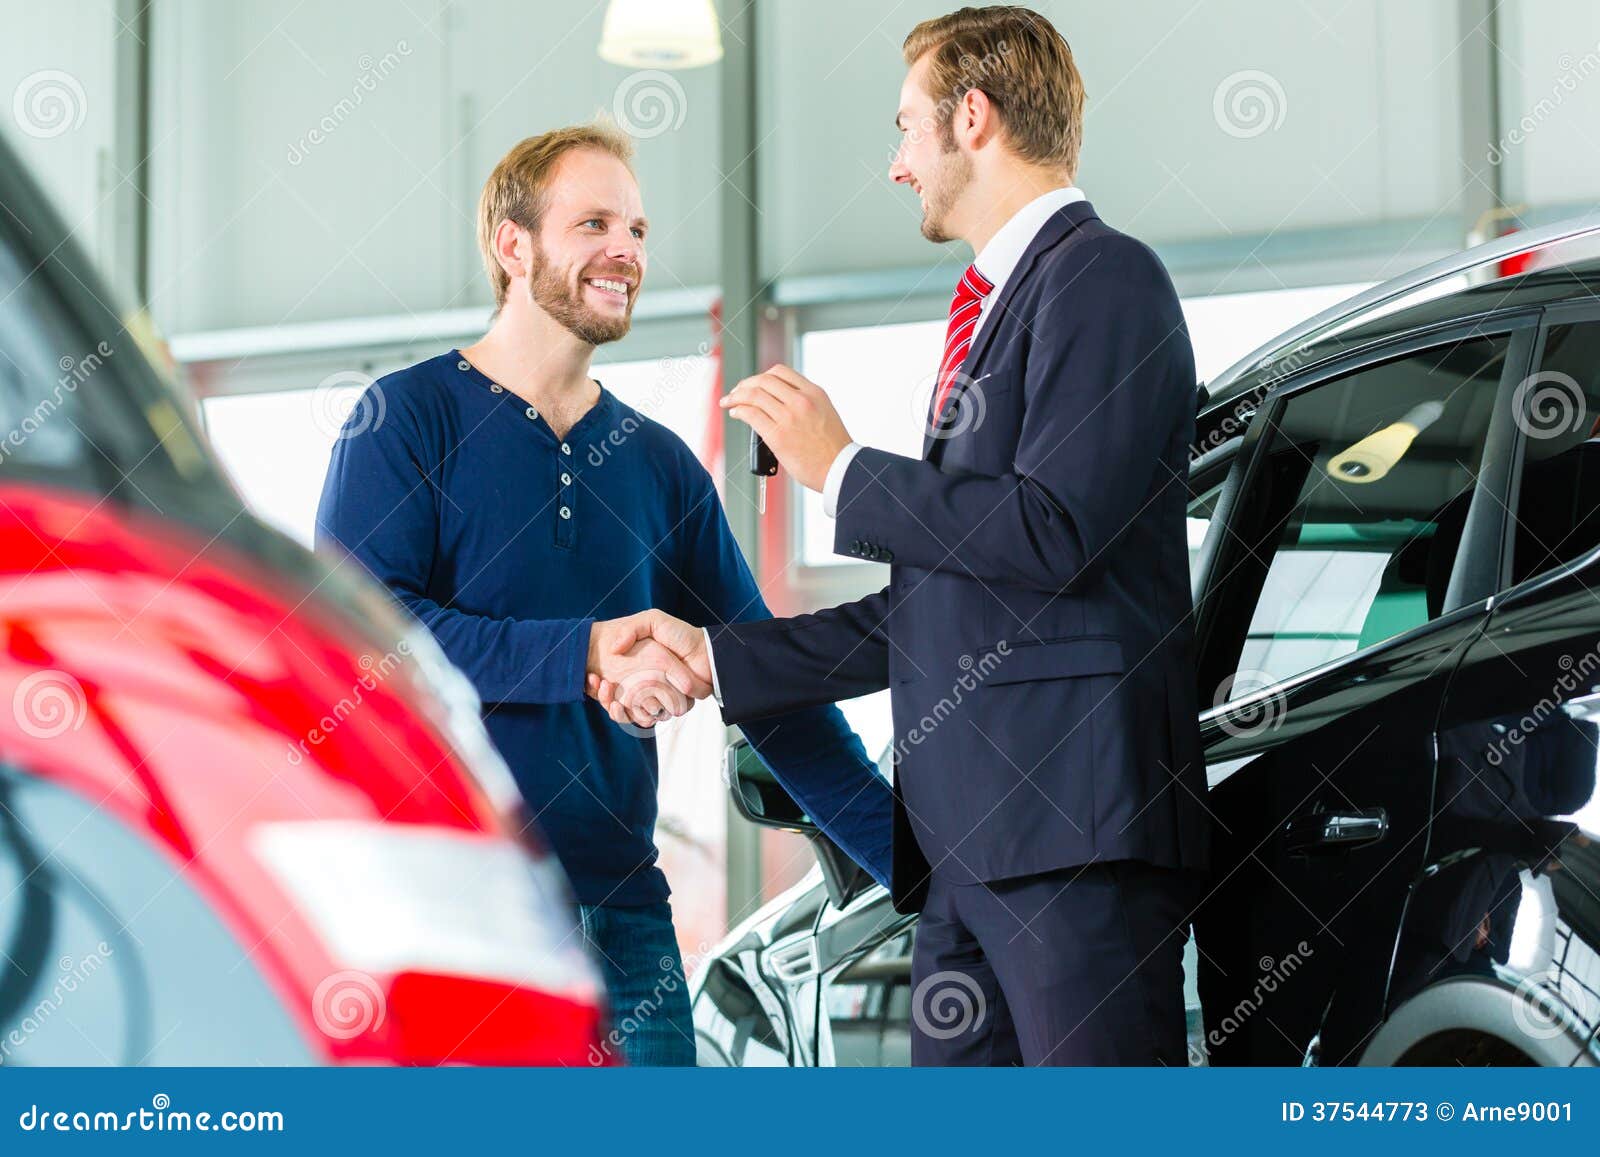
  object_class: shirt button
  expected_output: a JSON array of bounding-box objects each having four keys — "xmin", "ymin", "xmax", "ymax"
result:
[
  {"xmin": 490, "ymin": 383, "xmax": 504, "ymax": 393},
  {"xmin": 525, "ymin": 405, "xmax": 539, "ymax": 420},
  {"xmin": 559, "ymin": 506, "xmax": 571, "ymax": 519},
  {"xmin": 456, "ymin": 358, "xmax": 469, "ymax": 371},
  {"xmin": 560, "ymin": 442, "xmax": 571, "ymax": 455},
  {"xmin": 561, "ymin": 472, "xmax": 572, "ymax": 485}
]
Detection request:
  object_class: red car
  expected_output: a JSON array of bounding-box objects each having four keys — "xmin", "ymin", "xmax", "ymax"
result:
[{"xmin": 0, "ymin": 138, "xmax": 604, "ymax": 1064}]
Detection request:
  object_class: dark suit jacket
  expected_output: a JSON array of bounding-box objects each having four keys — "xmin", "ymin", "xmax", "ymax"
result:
[{"xmin": 710, "ymin": 201, "xmax": 1210, "ymax": 912}]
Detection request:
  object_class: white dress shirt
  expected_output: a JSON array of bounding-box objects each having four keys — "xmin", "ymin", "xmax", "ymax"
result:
[{"xmin": 820, "ymin": 185, "xmax": 1086, "ymax": 517}]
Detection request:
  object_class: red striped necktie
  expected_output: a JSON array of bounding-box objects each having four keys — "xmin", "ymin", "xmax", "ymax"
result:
[{"xmin": 932, "ymin": 263, "xmax": 994, "ymax": 423}]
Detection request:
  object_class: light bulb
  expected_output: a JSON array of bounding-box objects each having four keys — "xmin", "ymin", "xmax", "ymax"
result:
[
  {"xmin": 1326, "ymin": 401, "xmax": 1444, "ymax": 484},
  {"xmin": 598, "ymin": 0, "xmax": 723, "ymax": 69}
]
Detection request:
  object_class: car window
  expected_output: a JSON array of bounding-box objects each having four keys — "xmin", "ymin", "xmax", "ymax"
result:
[
  {"xmin": 0, "ymin": 768, "xmax": 311, "ymax": 1065},
  {"xmin": 1208, "ymin": 334, "xmax": 1510, "ymax": 696},
  {"xmin": 1505, "ymin": 321, "xmax": 1600, "ymax": 586}
]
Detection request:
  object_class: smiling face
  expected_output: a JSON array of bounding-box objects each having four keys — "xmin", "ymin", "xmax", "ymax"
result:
[
  {"xmin": 889, "ymin": 52, "xmax": 974, "ymax": 244},
  {"xmin": 526, "ymin": 147, "xmax": 648, "ymax": 347}
]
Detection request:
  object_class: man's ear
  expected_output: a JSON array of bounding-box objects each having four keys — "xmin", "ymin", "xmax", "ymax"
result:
[
  {"xmin": 493, "ymin": 218, "xmax": 531, "ymax": 284},
  {"xmin": 959, "ymin": 86, "xmax": 1000, "ymax": 151}
]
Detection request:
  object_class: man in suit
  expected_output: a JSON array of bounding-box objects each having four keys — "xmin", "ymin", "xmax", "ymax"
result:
[{"xmin": 593, "ymin": 5, "xmax": 1209, "ymax": 1065}]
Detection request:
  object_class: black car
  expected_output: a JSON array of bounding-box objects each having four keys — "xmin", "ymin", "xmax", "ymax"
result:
[{"xmin": 690, "ymin": 220, "xmax": 1600, "ymax": 1067}]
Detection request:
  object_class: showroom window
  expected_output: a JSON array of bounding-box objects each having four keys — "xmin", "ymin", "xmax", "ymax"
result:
[{"xmin": 200, "ymin": 353, "xmax": 714, "ymax": 547}]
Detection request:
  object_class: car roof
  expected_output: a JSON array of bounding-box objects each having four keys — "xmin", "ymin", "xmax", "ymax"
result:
[{"xmin": 1201, "ymin": 231, "xmax": 1600, "ymax": 422}]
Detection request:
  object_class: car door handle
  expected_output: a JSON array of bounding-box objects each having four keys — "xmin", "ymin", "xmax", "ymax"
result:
[{"xmin": 1282, "ymin": 806, "xmax": 1388, "ymax": 855}]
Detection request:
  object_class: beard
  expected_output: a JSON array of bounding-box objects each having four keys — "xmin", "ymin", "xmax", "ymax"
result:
[
  {"xmin": 527, "ymin": 246, "xmax": 637, "ymax": 347},
  {"xmin": 918, "ymin": 135, "xmax": 973, "ymax": 244}
]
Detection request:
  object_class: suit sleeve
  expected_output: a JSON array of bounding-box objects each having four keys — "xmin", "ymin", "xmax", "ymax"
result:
[
  {"xmin": 665, "ymin": 467, "xmax": 892, "ymax": 887},
  {"xmin": 833, "ymin": 237, "xmax": 1194, "ymax": 592},
  {"xmin": 706, "ymin": 590, "xmax": 892, "ymax": 725},
  {"xmin": 314, "ymin": 388, "xmax": 592, "ymax": 705}
]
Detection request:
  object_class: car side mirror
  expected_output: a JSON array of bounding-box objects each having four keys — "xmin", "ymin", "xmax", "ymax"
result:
[
  {"xmin": 724, "ymin": 738, "xmax": 817, "ymax": 833},
  {"xmin": 723, "ymin": 738, "xmax": 881, "ymax": 909}
]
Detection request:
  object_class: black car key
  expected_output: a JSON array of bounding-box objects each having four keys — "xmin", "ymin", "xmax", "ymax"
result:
[{"xmin": 750, "ymin": 427, "xmax": 778, "ymax": 513}]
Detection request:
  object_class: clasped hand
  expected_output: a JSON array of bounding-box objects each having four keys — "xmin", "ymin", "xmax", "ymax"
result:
[{"xmin": 584, "ymin": 610, "xmax": 712, "ymax": 730}]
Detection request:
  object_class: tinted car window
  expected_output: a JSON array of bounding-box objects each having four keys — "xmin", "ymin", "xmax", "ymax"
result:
[
  {"xmin": 0, "ymin": 768, "xmax": 311, "ymax": 1065},
  {"xmin": 1506, "ymin": 321, "xmax": 1600, "ymax": 586},
  {"xmin": 1216, "ymin": 335, "xmax": 1509, "ymax": 692},
  {"xmin": 0, "ymin": 214, "xmax": 199, "ymax": 501}
]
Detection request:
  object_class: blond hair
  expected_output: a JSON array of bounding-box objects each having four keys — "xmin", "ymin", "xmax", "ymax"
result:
[
  {"xmin": 903, "ymin": 6, "xmax": 1086, "ymax": 176},
  {"xmin": 476, "ymin": 122, "xmax": 635, "ymax": 309}
]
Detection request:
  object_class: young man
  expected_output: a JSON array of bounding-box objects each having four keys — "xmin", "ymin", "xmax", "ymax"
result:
[
  {"xmin": 605, "ymin": 6, "xmax": 1210, "ymax": 1065},
  {"xmin": 315, "ymin": 124, "xmax": 892, "ymax": 1066}
]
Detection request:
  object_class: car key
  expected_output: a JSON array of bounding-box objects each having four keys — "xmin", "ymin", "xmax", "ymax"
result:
[{"xmin": 749, "ymin": 427, "xmax": 778, "ymax": 513}]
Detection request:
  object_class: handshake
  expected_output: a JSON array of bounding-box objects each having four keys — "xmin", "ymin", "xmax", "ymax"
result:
[{"xmin": 584, "ymin": 610, "xmax": 714, "ymax": 730}]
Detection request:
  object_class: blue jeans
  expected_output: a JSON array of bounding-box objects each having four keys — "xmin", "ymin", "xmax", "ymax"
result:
[{"xmin": 577, "ymin": 900, "xmax": 696, "ymax": 1066}]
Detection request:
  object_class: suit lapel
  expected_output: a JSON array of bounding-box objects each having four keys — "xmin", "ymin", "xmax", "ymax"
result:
[{"xmin": 922, "ymin": 200, "xmax": 1099, "ymax": 459}]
